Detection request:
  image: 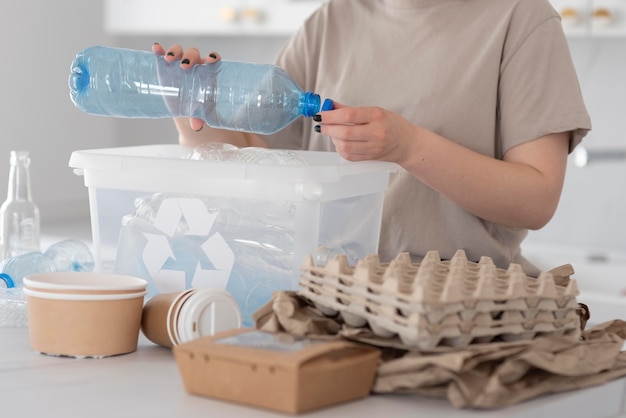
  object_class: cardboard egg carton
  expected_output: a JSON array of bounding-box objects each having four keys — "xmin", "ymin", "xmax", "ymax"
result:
[{"xmin": 298, "ymin": 250, "xmax": 581, "ymax": 349}]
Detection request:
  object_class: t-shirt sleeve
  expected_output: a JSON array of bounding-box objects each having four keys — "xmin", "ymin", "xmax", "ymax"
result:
[{"xmin": 498, "ymin": 16, "xmax": 591, "ymax": 155}]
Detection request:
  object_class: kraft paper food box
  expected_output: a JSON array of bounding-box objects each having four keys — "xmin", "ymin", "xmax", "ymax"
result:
[{"xmin": 173, "ymin": 329, "xmax": 381, "ymax": 414}]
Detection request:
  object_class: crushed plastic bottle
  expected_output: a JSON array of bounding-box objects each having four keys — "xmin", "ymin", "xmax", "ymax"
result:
[
  {"xmin": 187, "ymin": 143, "xmax": 309, "ymax": 166},
  {"xmin": 186, "ymin": 143, "xmax": 240, "ymax": 161}
]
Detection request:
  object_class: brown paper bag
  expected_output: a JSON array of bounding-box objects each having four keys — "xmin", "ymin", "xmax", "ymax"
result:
[{"xmin": 255, "ymin": 291, "xmax": 626, "ymax": 409}]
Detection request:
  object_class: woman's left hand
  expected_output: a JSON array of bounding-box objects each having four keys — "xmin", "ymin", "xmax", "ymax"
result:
[{"xmin": 315, "ymin": 102, "xmax": 418, "ymax": 165}]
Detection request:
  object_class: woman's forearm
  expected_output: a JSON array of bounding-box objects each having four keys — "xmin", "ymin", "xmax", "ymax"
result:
[{"xmin": 401, "ymin": 128, "xmax": 570, "ymax": 230}]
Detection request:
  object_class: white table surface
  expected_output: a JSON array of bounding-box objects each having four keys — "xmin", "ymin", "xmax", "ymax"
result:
[{"xmin": 1, "ymin": 327, "xmax": 625, "ymax": 418}]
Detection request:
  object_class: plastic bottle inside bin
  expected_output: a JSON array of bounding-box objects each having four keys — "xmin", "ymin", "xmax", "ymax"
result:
[
  {"xmin": 187, "ymin": 143, "xmax": 309, "ymax": 166},
  {"xmin": 69, "ymin": 46, "xmax": 333, "ymax": 135},
  {"xmin": 0, "ymin": 239, "xmax": 95, "ymax": 288},
  {"xmin": 186, "ymin": 143, "xmax": 240, "ymax": 161}
]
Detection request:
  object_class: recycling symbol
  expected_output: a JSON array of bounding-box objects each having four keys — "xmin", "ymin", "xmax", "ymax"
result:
[{"xmin": 141, "ymin": 197, "xmax": 235, "ymax": 294}]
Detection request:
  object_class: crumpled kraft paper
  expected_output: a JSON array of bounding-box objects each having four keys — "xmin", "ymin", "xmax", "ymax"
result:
[{"xmin": 253, "ymin": 291, "xmax": 626, "ymax": 409}]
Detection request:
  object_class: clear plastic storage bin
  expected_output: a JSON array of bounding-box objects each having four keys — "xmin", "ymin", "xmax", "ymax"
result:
[{"xmin": 69, "ymin": 144, "xmax": 396, "ymax": 326}]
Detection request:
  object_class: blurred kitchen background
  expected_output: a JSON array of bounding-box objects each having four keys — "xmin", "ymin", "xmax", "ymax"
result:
[{"xmin": 0, "ymin": 0, "xmax": 624, "ymax": 257}]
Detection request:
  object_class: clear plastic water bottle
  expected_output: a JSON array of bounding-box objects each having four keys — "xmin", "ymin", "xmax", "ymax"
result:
[
  {"xmin": 43, "ymin": 238, "xmax": 95, "ymax": 273},
  {"xmin": 0, "ymin": 252, "xmax": 56, "ymax": 288},
  {"xmin": 0, "ymin": 150, "xmax": 40, "ymax": 261},
  {"xmin": 0, "ymin": 239, "xmax": 95, "ymax": 288},
  {"xmin": 69, "ymin": 45, "xmax": 330, "ymax": 134}
]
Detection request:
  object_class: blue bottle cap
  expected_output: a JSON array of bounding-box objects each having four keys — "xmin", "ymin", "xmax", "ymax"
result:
[
  {"xmin": 321, "ymin": 99, "xmax": 334, "ymax": 111},
  {"xmin": 0, "ymin": 273, "xmax": 15, "ymax": 289}
]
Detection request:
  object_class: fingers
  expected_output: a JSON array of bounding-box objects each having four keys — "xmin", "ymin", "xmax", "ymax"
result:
[
  {"xmin": 152, "ymin": 43, "xmax": 219, "ymax": 132},
  {"xmin": 205, "ymin": 51, "xmax": 221, "ymax": 64},
  {"xmin": 160, "ymin": 45, "xmax": 200, "ymax": 66},
  {"xmin": 153, "ymin": 43, "xmax": 221, "ymax": 67},
  {"xmin": 180, "ymin": 48, "xmax": 203, "ymax": 68},
  {"xmin": 189, "ymin": 118, "xmax": 205, "ymax": 132},
  {"xmin": 326, "ymin": 101, "xmax": 345, "ymax": 110},
  {"xmin": 317, "ymin": 105, "xmax": 384, "ymax": 127},
  {"xmin": 152, "ymin": 42, "xmax": 166, "ymax": 56},
  {"xmin": 161, "ymin": 44, "xmax": 184, "ymax": 62}
]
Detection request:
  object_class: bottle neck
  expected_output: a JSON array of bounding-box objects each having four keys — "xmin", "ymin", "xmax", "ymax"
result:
[
  {"xmin": 7, "ymin": 151, "xmax": 33, "ymax": 202},
  {"xmin": 299, "ymin": 92, "xmax": 321, "ymax": 117}
]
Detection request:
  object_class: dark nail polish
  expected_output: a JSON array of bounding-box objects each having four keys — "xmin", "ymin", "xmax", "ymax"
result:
[
  {"xmin": 209, "ymin": 53, "xmax": 217, "ymax": 59},
  {"xmin": 314, "ymin": 125, "xmax": 321, "ymax": 133},
  {"xmin": 153, "ymin": 42, "xmax": 160, "ymax": 46},
  {"xmin": 313, "ymin": 115, "xmax": 322, "ymax": 122},
  {"xmin": 166, "ymin": 51, "xmax": 175, "ymax": 56},
  {"xmin": 181, "ymin": 58, "xmax": 190, "ymax": 65}
]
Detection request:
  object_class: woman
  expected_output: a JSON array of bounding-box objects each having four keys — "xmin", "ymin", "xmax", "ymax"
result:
[{"xmin": 153, "ymin": 0, "xmax": 590, "ymax": 275}]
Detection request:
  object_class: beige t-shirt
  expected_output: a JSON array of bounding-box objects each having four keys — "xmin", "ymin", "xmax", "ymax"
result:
[{"xmin": 264, "ymin": 0, "xmax": 591, "ymax": 275}]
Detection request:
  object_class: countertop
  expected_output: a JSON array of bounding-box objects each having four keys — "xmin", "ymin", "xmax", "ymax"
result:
[{"xmin": 2, "ymin": 327, "xmax": 626, "ymax": 418}]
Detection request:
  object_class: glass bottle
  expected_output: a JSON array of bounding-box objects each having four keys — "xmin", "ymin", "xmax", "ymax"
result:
[{"xmin": 0, "ymin": 150, "xmax": 41, "ymax": 261}]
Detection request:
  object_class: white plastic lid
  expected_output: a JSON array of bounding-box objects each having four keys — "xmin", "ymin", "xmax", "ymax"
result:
[{"xmin": 175, "ymin": 288, "xmax": 242, "ymax": 344}]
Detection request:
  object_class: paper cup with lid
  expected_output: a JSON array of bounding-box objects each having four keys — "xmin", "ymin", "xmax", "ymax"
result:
[{"xmin": 142, "ymin": 288, "xmax": 242, "ymax": 348}]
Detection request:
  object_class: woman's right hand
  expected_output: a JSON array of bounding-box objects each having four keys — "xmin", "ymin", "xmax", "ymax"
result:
[
  {"xmin": 152, "ymin": 43, "xmax": 221, "ymax": 131},
  {"xmin": 151, "ymin": 43, "xmax": 266, "ymax": 149}
]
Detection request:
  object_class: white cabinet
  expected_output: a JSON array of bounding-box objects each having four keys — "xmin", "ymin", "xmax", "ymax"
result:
[
  {"xmin": 106, "ymin": 0, "xmax": 626, "ymax": 38},
  {"xmin": 104, "ymin": 0, "xmax": 324, "ymax": 36},
  {"xmin": 550, "ymin": 0, "xmax": 626, "ymax": 37}
]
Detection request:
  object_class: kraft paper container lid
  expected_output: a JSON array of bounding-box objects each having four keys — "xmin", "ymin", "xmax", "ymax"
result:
[{"xmin": 175, "ymin": 328, "xmax": 380, "ymax": 369}]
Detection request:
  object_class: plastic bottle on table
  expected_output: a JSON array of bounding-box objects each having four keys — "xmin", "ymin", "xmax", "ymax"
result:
[
  {"xmin": 69, "ymin": 46, "xmax": 334, "ymax": 135},
  {"xmin": 43, "ymin": 239, "xmax": 95, "ymax": 273},
  {"xmin": 0, "ymin": 239, "xmax": 95, "ymax": 289},
  {"xmin": 0, "ymin": 150, "xmax": 40, "ymax": 261}
]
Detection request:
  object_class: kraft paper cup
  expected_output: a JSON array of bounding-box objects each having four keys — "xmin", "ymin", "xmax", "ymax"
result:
[
  {"xmin": 24, "ymin": 272, "xmax": 147, "ymax": 358},
  {"xmin": 141, "ymin": 290, "xmax": 193, "ymax": 348},
  {"xmin": 142, "ymin": 288, "xmax": 241, "ymax": 349}
]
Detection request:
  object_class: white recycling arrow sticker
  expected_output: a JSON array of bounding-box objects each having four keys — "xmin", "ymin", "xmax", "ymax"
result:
[
  {"xmin": 142, "ymin": 197, "xmax": 235, "ymax": 294},
  {"xmin": 143, "ymin": 233, "xmax": 175, "ymax": 279}
]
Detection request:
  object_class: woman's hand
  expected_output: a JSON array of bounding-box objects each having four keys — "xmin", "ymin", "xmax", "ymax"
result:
[
  {"xmin": 314, "ymin": 102, "xmax": 418, "ymax": 166},
  {"xmin": 151, "ymin": 43, "xmax": 266, "ymax": 149},
  {"xmin": 152, "ymin": 43, "xmax": 221, "ymax": 131}
]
